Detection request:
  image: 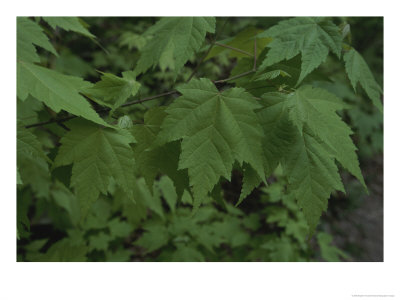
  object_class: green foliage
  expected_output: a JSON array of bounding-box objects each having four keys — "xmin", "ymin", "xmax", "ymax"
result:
[
  {"xmin": 42, "ymin": 17, "xmax": 95, "ymax": 38},
  {"xmin": 344, "ymin": 48, "xmax": 383, "ymax": 112},
  {"xmin": 157, "ymin": 78, "xmax": 265, "ymax": 209},
  {"xmin": 258, "ymin": 17, "xmax": 342, "ymax": 85},
  {"xmin": 317, "ymin": 232, "xmax": 350, "ymax": 262},
  {"xmin": 83, "ymin": 71, "xmax": 141, "ymax": 110},
  {"xmin": 54, "ymin": 119, "xmax": 136, "ymax": 216},
  {"xmin": 258, "ymin": 86, "xmax": 366, "ymax": 232},
  {"xmin": 286, "ymin": 86, "xmax": 366, "ymax": 190},
  {"xmin": 135, "ymin": 17, "xmax": 216, "ymax": 76},
  {"xmin": 17, "ymin": 17, "xmax": 58, "ymax": 64},
  {"xmin": 17, "ymin": 122, "xmax": 51, "ymax": 198},
  {"xmin": 17, "ymin": 61, "xmax": 108, "ymax": 126},
  {"xmin": 206, "ymin": 27, "xmax": 271, "ymax": 60},
  {"xmin": 17, "ymin": 17, "xmax": 382, "ymax": 262},
  {"xmin": 131, "ymin": 107, "xmax": 189, "ymax": 196}
]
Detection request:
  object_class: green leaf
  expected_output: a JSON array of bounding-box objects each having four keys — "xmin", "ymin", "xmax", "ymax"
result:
[
  {"xmin": 257, "ymin": 93, "xmax": 296, "ymax": 175},
  {"xmin": 136, "ymin": 178, "xmax": 164, "ymax": 219},
  {"xmin": 42, "ymin": 17, "xmax": 95, "ymax": 39},
  {"xmin": 242, "ymin": 213, "xmax": 261, "ymax": 231},
  {"xmin": 261, "ymin": 235, "xmax": 297, "ymax": 261},
  {"xmin": 285, "ymin": 218, "xmax": 309, "ymax": 246},
  {"xmin": 17, "ymin": 61, "xmax": 109, "ymax": 127},
  {"xmin": 17, "ymin": 121, "xmax": 49, "ymax": 162},
  {"xmin": 237, "ymin": 91, "xmax": 298, "ymax": 202},
  {"xmin": 135, "ymin": 221, "xmax": 169, "ymax": 253},
  {"xmin": 206, "ymin": 27, "xmax": 272, "ymax": 60},
  {"xmin": 156, "ymin": 176, "xmax": 178, "ymax": 213},
  {"xmin": 17, "ymin": 122, "xmax": 51, "ymax": 198},
  {"xmin": 131, "ymin": 107, "xmax": 189, "ymax": 197},
  {"xmin": 255, "ymin": 69, "xmax": 291, "ymax": 81},
  {"xmin": 82, "ymin": 198, "xmax": 112, "ymax": 230},
  {"xmin": 89, "ymin": 232, "xmax": 112, "ymax": 251},
  {"xmin": 259, "ymin": 17, "xmax": 342, "ymax": 85},
  {"xmin": 53, "ymin": 50, "xmax": 96, "ymax": 77},
  {"xmin": 119, "ymin": 31, "xmax": 149, "ymax": 51},
  {"xmin": 286, "ymin": 86, "xmax": 367, "ymax": 190},
  {"xmin": 114, "ymin": 187, "xmax": 147, "ymax": 226},
  {"xmin": 54, "ymin": 119, "xmax": 136, "ymax": 217},
  {"xmin": 136, "ymin": 17, "xmax": 215, "ymax": 76},
  {"xmin": 181, "ymin": 189, "xmax": 193, "ymax": 205},
  {"xmin": 171, "ymin": 245, "xmax": 205, "ymax": 262},
  {"xmin": 237, "ymin": 164, "xmax": 261, "ymax": 206},
  {"xmin": 40, "ymin": 238, "xmax": 88, "ymax": 262},
  {"xmin": 108, "ymin": 218, "xmax": 133, "ymax": 238},
  {"xmin": 50, "ymin": 180, "xmax": 80, "ymax": 225},
  {"xmin": 317, "ymin": 232, "xmax": 350, "ymax": 261},
  {"xmin": 17, "ymin": 17, "xmax": 57, "ymax": 63},
  {"xmin": 118, "ymin": 115, "xmax": 134, "ymax": 129},
  {"xmin": 258, "ymin": 87, "xmax": 363, "ymax": 233},
  {"xmin": 343, "ymin": 48, "xmax": 383, "ymax": 112},
  {"xmin": 106, "ymin": 248, "xmax": 132, "ymax": 262},
  {"xmin": 282, "ymin": 127, "xmax": 344, "ymax": 233},
  {"xmin": 212, "ymin": 216, "xmax": 248, "ymax": 247},
  {"xmin": 83, "ymin": 71, "xmax": 141, "ymax": 110},
  {"xmin": 17, "ymin": 96, "xmax": 43, "ymax": 125},
  {"xmin": 157, "ymin": 78, "xmax": 265, "ymax": 209},
  {"xmin": 193, "ymin": 226, "xmax": 221, "ymax": 253},
  {"xmin": 265, "ymin": 206, "xmax": 289, "ymax": 226}
]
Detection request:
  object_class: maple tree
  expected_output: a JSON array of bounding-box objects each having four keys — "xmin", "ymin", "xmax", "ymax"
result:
[{"xmin": 16, "ymin": 17, "xmax": 383, "ymax": 262}]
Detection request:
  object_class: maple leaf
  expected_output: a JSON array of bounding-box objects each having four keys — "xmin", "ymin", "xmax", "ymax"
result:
[
  {"xmin": 131, "ymin": 107, "xmax": 189, "ymax": 197},
  {"xmin": 17, "ymin": 17, "xmax": 58, "ymax": 63},
  {"xmin": 17, "ymin": 61, "xmax": 108, "ymax": 127},
  {"xmin": 237, "ymin": 164, "xmax": 261, "ymax": 206},
  {"xmin": 286, "ymin": 85, "xmax": 366, "ymax": 190},
  {"xmin": 343, "ymin": 48, "xmax": 383, "ymax": 112},
  {"xmin": 135, "ymin": 17, "xmax": 215, "ymax": 76},
  {"xmin": 17, "ymin": 121, "xmax": 49, "ymax": 163},
  {"xmin": 258, "ymin": 17, "xmax": 342, "ymax": 85},
  {"xmin": 54, "ymin": 119, "xmax": 136, "ymax": 216},
  {"xmin": 258, "ymin": 87, "xmax": 366, "ymax": 233},
  {"xmin": 157, "ymin": 78, "xmax": 265, "ymax": 209},
  {"xmin": 17, "ymin": 122, "xmax": 51, "ymax": 198},
  {"xmin": 42, "ymin": 17, "xmax": 95, "ymax": 39},
  {"xmin": 282, "ymin": 127, "xmax": 345, "ymax": 233},
  {"xmin": 238, "ymin": 92, "xmax": 296, "ymax": 204},
  {"xmin": 82, "ymin": 71, "xmax": 141, "ymax": 110}
]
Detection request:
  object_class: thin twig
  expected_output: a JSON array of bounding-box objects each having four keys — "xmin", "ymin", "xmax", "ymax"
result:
[
  {"xmin": 120, "ymin": 91, "xmax": 178, "ymax": 108},
  {"xmin": 186, "ymin": 17, "xmax": 229, "ymax": 83},
  {"xmin": 214, "ymin": 42, "xmax": 253, "ymax": 57},
  {"xmin": 24, "ymin": 91, "xmax": 179, "ymax": 129},
  {"xmin": 213, "ymin": 70, "xmax": 256, "ymax": 84},
  {"xmin": 25, "ymin": 115, "xmax": 77, "ymax": 129},
  {"xmin": 214, "ymin": 37, "xmax": 258, "ymax": 84},
  {"xmin": 186, "ymin": 42, "xmax": 215, "ymax": 83}
]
